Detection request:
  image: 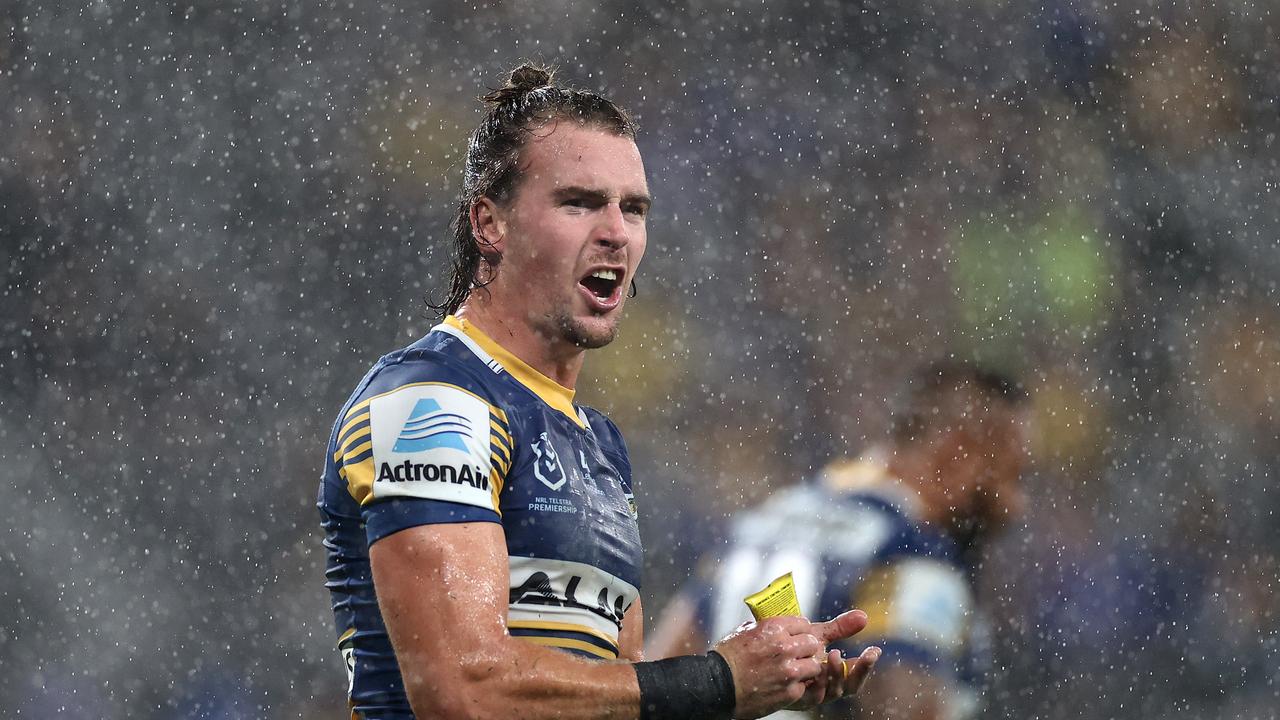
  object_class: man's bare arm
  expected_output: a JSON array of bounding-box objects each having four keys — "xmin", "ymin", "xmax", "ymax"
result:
[
  {"xmin": 371, "ymin": 521, "xmax": 874, "ymax": 719},
  {"xmin": 372, "ymin": 521, "xmax": 640, "ymax": 720},
  {"xmin": 618, "ymin": 597, "xmax": 645, "ymax": 662}
]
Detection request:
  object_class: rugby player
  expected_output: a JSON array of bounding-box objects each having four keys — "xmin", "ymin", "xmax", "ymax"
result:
[
  {"xmin": 318, "ymin": 64, "xmax": 879, "ymax": 720},
  {"xmin": 648, "ymin": 361, "xmax": 1030, "ymax": 720}
]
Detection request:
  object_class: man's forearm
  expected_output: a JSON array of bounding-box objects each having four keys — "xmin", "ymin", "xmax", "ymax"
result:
[{"xmin": 399, "ymin": 634, "xmax": 643, "ymax": 720}]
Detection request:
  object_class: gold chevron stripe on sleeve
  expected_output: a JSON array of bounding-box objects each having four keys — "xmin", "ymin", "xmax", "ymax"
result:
[
  {"xmin": 342, "ymin": 457, "xmax": 377, "ymax": 505},
  {"xmin": 490, "ymin": 437, "xmax": 511, "ymax": 468},
  {"xmin": 342, "ymin": 439, "xmax": 373, "ymax": 464},
  {"xmin": 334, "ymin": 420, "xmax": 372, "ymax": 463},
  {"xmin": 334, "ymin": 435, "xmax": 371, "ymax": 463},
  {"xmin": 490, "ymin": 418, "xmax": 513, "ymax": 450},
  {"xmin": 339, "ymin": 411, "xmax": 370, "ymax": 441},
  {"xmin": 489, "ymin": 454, "xmax": 508, "ymax": 509},
  {"xmin": 490, "ymin": 453, "xmax": 510, "ymax": 481}
]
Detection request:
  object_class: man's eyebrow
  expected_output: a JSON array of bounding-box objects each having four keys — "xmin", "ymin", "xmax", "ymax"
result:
[
  {"xmin": 625, "ymin": 191, "xmax": 654, "ymax": 208},
  {"xmin": 552, "ymin": 186, "xmax": 653, "ymax": 206}
]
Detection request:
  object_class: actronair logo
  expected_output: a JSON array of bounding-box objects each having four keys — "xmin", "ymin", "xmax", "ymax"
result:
[
  {"xmin": 377, "ymin": 459, "xmax": 489, "ymax": 490},
  {"xmin": 392, "ymin": 398, "xmax": 470, "ymax": 453},
  {"xmin": 369, "ymin": 383, "xmax": 496, "ymax": 511}
]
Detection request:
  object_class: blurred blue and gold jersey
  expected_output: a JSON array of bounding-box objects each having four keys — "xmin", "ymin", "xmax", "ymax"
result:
[
  {"xmin": 689, "ymin": 457, "xmax": 984, "ymax": 720},
  {"xmin": 318, "ymin": 316, "xmax": 643, "ymax": 720}
]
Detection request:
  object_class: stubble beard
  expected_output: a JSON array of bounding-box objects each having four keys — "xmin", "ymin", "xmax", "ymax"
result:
[{"xmin": 549, "ymin": 306, "xmax": 620, "ymax": 350}]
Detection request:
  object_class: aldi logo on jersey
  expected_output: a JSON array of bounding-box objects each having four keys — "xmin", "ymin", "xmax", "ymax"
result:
[
  {"xmin": 392, "ymin": 398, "xmax": 470, "ymax": 453},
  {"xmin": 368, "ymin": 383, "xmax": 497, "ymax": 512}
]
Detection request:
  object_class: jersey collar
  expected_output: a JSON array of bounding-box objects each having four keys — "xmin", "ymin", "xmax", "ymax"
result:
[{"xmin": 439, "ymin": 315, "xmax": 584, "ymax": 428}]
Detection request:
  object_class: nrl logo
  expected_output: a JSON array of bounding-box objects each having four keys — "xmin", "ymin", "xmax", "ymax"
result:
[{"xmin": 531, "ymin": 432, "xmax": 567, "ymax": 491}]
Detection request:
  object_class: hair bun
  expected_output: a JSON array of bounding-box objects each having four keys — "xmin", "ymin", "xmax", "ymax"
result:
[
  {"xmin": 509, "ymin": 64, "xmax": 552, "ymax": 91},
  {"xmin": 482, "ymin": 63, "xmax": 554, "ymax": 105}
]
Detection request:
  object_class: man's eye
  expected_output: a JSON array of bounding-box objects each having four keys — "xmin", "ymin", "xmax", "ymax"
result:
[
  {"xmin": 624, "ymin": 205, "xmax": 648, "ymax": 217},
  {"xmin": 563, "ymin": 198, "xmax": 589, "ymax": 208}
]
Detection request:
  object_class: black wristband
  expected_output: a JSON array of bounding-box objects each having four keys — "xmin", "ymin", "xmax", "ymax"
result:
[{"xmin": 634, "ymin": 650, "xmax": 736, "ymax": 720}]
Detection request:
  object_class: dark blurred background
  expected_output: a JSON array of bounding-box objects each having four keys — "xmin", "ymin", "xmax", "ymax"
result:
[{"xmin": 2, "ymin": 1, "xmax": 1277, "ymax": 717}]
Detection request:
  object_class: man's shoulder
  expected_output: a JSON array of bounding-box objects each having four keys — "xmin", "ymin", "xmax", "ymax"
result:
[
  {"xmin": 326, "ymin": 331, "xmax": 514, "ymax": 474},
  {"xmin": 326, "ymin": 331, "xmax": 512, "ymax": 522},
  {"xmin": 344, "ymin": 330, "xmax": 508, "ymax": 415}
]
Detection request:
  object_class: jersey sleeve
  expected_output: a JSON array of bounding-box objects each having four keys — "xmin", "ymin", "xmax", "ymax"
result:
[
  {"xmin": 331, "ymin": 356, "xmax": 515, "ymax": 545},
  {"xmin": 846, "ymin": 557, "xmax": 973, "ymax": 672}
]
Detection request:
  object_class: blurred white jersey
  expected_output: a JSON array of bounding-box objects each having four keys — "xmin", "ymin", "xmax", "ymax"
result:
[{"xmin": 686, "ymin": 457, "xmax": 987, "ymax": 720}]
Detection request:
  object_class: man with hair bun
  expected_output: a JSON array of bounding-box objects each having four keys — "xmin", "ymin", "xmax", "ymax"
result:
[
  {"xmin": 649, "ymin": 360, "xmax": 1031, "ymax": 720},
  {"xmin": 318, "ymin": 63, "xmax": 879, "ymax": 720}
]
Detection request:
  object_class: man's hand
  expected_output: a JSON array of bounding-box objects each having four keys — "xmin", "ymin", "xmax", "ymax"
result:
[
  {"xmin": 789, "ymin": 611, "xmax": 881, "ymax": 710},
  {"xmin": 711, "ymin": 610, "xmax": 880, "ymax": 719}
]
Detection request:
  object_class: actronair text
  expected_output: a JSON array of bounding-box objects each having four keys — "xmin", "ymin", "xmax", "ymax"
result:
[{"xmin": 377, "ymin": 460, "xmax": 490, "ymax": 490}]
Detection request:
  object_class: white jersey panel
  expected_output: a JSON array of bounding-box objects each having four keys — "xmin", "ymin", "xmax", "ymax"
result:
[
  {"xmin": 507, "ymin": 555, "xmax": 640, "ymax": 646},
  {"xmin": 709, "ymin": 485, "xmax": 894, "ymax": 641},
  {"xmin": 368, "ymin": 383, "xmax": 496, "ymax": 509}
]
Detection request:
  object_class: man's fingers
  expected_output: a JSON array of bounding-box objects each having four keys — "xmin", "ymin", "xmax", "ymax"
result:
[
  {"xmin": 844, "ymin": 645, "xmax": 881, "ymax": 693},
  {"xmin": 762, "ymin": 615, "xmax": 813, "ymax": 634},
  {"xmin": 813, "ymin": 609, "xmax": 869, "ymax": 643},
  {"xmin": 829, "ymin": 649, "xmax": 847, "ymax": 679},
  {"xmin": 803, "ymin": 656, "xmax": 832, "ymax": 706},
  {"xmin": 822, "ymin": 650, "xmax": 846, "ymax": 700},
  {"xmin": 800, "ymin": 656, "xmax": 825, "ymax": 680},
  {"xmin": 808, "ymin": 659, "xmax": 830, "ymax": 693},
  {"xmin": 786, "ymin": 633, "xmax": 823, "ymax": 659}
]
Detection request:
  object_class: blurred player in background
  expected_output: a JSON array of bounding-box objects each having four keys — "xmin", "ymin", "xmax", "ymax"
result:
[
  {"xmin": 649, "ymin": 360, "xmax": 1031, "ymax": 720},
  {"xmin": 318, "ymin": 63, "xmax": 878, "ymax": 720}
]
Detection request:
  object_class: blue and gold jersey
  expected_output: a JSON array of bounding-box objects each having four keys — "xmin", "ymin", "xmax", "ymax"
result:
[
  {"xmin": 689, "ymin": 457, "xmax": 982, "ymax": 720},
  {"xmin": 319, "ymin": 316, "xmax": 643, "ymax": 719}
]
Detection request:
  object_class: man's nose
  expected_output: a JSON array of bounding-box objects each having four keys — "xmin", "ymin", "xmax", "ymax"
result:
[{"xmin": 594, "ymin": 203, "xmax": 630, "ymax": 249}]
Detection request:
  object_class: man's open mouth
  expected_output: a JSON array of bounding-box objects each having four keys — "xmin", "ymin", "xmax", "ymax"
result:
[{"xmin": 579, "ymin": 268, "xmax": 623, "ymax": 302}]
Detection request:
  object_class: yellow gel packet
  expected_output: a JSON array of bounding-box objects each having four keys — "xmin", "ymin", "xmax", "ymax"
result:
[
  {"xmin": 743, "ymin": 572, "xmax": 803, "ymax": 620},
  {"xmin": 745, "ymin": 573, "xmax": 846, "ymax": 673}
]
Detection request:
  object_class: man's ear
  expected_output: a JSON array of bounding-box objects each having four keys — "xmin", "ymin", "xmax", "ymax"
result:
[{"xmin": 470, "ymin": 196, "xmax": 507, "ymax": 258}]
